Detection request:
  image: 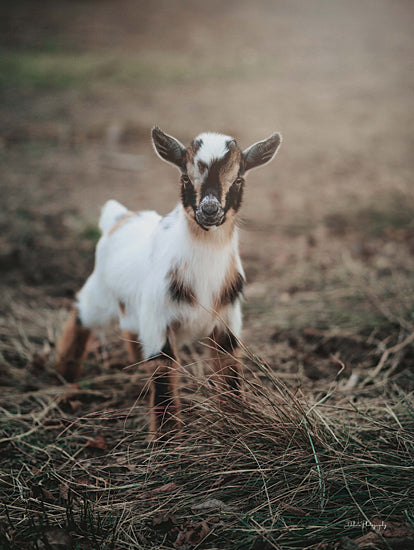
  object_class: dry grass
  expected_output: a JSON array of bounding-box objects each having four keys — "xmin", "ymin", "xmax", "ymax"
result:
[{"xmin": 1, "ymin": 322, "xmax": 414, "ymax": 549}]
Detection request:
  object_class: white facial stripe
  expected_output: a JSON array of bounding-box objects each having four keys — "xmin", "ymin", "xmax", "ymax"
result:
[{"xmin": 193, "ymin": 133, "xmax": 233, "ymax": 167}]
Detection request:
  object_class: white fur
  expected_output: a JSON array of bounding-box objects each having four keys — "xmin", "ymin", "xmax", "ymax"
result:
[
  {"xmin": 77, "ymin": 202, "xmax": 243, "ymax": 359},
  {"xmin": 194, "ymin": 133, "xmax": 232, "ymax": 165}
]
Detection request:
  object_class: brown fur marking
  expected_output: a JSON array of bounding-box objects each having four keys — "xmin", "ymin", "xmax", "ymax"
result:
[
  {"xmin": 168, "ymin": 265, "xmax": 195, "ymax": 304},
  {"xmin": 56, "ymin": 309, "xmax": 91, "ymax": 381},
  {"xmin": 185, "ymin": 138, "xmax": 203, "ymax": 165},
  {"xmin": 108, "ymin": 211, "xmax": 137, "ymax": 236},
  {"xmin": 214, "ymin": 256, "xmax": 244, "ymax": 310},
  {"xmin": 197, "ymin": 159, "xmax": 207, "ymax": 174},
  {"xmin": 218, "ymin": 147, "xmax": 242, "ymax": 191}
]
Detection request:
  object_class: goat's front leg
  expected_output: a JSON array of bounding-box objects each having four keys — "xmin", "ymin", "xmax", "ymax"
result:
[
  {"xmin": 148, "ymin": 334, "xmax": 181, "ymax": 440},
  {"xmin": 209, "ymin": 327, "xmax": 242, "ymax": 394}
]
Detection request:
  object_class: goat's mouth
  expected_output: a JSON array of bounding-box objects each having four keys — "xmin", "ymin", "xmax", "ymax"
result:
[
  {"xmin": 195, "ymin": 209, "xmax": 225, "ymax": 231},
  {"xmin": 194, "ymin": 194, "xmax": 225, "ymax": 230}
]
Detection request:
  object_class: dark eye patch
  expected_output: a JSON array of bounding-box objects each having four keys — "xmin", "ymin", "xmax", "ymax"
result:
[
  {"xmin": 180, "ymin": 175, "xmax": 197, "ymax": 211},
  {"xmin": 224, "ymin": 177, "xmax": 245, "ymax": 213}
]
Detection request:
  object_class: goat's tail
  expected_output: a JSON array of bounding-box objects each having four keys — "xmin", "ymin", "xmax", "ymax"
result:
[{"xmin": 99, "ymin": 200, "xmax": 129, "ymax": 234}]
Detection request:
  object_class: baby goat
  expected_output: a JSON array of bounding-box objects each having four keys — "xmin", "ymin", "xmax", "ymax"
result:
[{"xmin": 56, "ymin": 127, "xmax": 282, "ymax": 437}]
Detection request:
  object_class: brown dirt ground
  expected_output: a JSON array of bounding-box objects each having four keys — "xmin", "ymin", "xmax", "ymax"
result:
[{"xmin": 1, "ymin": 0, "xmax": 414, "ymax": 548}]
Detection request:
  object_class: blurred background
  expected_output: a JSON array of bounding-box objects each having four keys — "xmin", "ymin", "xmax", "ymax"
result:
[{"xmin": 1, "ymin": 0, "xmax": 413, "ymax": 377}]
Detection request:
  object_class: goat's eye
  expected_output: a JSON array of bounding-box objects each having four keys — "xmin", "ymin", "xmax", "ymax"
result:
[
  {"xmin": 182, "ymin": 175, "xmax": 191, "ymax": 186},
  {"xmin": 234, "ymin": 177, "xmax": 243, "ymax": 186}
]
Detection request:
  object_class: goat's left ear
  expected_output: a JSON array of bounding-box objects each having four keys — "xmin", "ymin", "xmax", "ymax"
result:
[
  {"xmin": 242, "ymin": 132, "xmax": 282, "ymax": 172},
  {"xmin": 152, "ymin": 126, "xmax": 186, "ymax": 170}
]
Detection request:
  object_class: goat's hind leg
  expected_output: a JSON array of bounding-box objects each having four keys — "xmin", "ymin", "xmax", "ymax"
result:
[
  {"xmin": 56, "ymin": 308, "xmax": 91, "ymax": 382},
  {"xmin": 56, "ymin": 273, "xmax": 115, "ymax": 381}
]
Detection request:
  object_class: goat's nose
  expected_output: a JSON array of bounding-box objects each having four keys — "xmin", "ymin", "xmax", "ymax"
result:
[{"xmin": 201, "ymin": 200, "xmax": 220, "ymax": 216}]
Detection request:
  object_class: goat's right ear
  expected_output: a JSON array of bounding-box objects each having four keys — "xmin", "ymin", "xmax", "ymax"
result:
[
  {"xmin": 242, "ymin": 132, "xmax": 282, "ymax": 172},
  {"xmin": 152, "ymin": 127, "xmax": 186, "ymax": 170}
]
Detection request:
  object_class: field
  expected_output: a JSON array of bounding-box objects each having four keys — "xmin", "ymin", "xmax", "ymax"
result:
[{"xmin": 1, "ymin": 1, "xmax": 414, "ymax": 548}]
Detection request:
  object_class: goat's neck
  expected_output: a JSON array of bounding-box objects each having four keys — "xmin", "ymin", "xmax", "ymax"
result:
[
  {"xmin": 170, "ymin": 206, "xmax": 239, "ymax": 302},
  {"xmin": 179, "ymin": 205, "xmax": 237, "ymax": 251},
  {"xmin": 168, "ymin": 206, "xmax": 239, "ymax": 279}
]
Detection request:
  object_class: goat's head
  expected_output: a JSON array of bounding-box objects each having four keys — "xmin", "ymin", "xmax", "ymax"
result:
[{"xmin": 152, "ymin": 127, "xmax": 282, "ymax": 231}]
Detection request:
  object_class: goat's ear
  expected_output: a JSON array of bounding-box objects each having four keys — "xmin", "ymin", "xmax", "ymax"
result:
[
  {"xmin": 242, "ymin": 132, "xmax": 282, "ymax": 172},
  {"xmin": 151, "ymin": 126, "xmax": 186, "ymax": 170}
]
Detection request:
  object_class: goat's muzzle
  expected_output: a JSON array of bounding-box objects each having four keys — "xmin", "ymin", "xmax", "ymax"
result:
[{"xmin": 195, "ymin": 195, "xmax": 224, "ymax": 229}]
